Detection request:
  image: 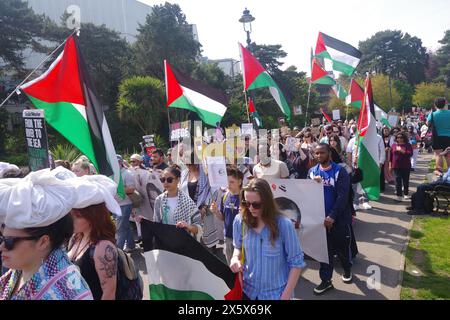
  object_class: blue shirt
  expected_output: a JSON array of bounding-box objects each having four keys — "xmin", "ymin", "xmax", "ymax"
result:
[
  {"xmin": 220, "ymin": 192, "xmax": 240, "ymax": 239},
  {"xmin": 443, "ymin": 168, "xmax": 450, "ymax": 184},
  {"xmin": 233, "ymin": 214, "xmax": 306, "ymax": 300},
  {"xmin": 308, "ymin": 162, "xmax": 352, "ymax": 226},
  {"xmin": 427, "ymin": 110, "xmax": 450, "ymax": 137}
]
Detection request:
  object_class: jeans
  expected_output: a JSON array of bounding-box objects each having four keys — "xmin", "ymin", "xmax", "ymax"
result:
[
  {"xmin": 352, "ymin": 183, "xmax": 368, "ymax": 205},
  {"xmin": 319, "ymin": 224, "xmax": 353, "ymax": 282},
  {"xmin": 380, "ymin": 164, "xmax": 386, "ymax": 192},
  {"xmin": 393, "ymin": 168, "xmax": 411, "ymax": 196},
  {"xmin": 116, "ymin": 204, "xmax": 135, "ymax": 250}
]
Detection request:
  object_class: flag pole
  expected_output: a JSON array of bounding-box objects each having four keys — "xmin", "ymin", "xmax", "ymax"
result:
[
  {"xmin": 0, "ymin": 29, "xmax": 79, "ymax": 108},
  {"xmin": 244, "ymin": 90, "xmax": 251, "ymax": 123},
  {"xmin": 304, "ymin": 81, "xmax": 312, "ymax": 127}
]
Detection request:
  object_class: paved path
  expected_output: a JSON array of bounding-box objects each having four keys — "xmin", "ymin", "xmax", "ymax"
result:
[{"xmin": 132, "ymin": 154, "xmax": 431, "ymax": 300}]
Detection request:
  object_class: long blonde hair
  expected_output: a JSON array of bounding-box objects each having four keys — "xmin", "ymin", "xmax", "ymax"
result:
[{"xmin": 240, "ymin": 178, "xmax": 279, "ymax": 246}]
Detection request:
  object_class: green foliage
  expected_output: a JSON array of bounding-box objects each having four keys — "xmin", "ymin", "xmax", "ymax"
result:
[
  {"xmin": 50, "ymin": 144, "xmax": 81, "ymax": 163},
  {"xmin": 0, "ymin": 108, "xmax": 9, "ymax": 155},
  {"xmin": 412, "ymin": 82, "xmax": 446, "ymax": 108},
  {"xmin": 132, "ymin": 2, "xmax": 201, "ymax": 79},
  {"xmin": 117, "ymin": 76, "xmax": 166, "ymax": 136},
  {"xmin": 435, "ymin": 30, "xmax": 450, "ymax": 88},
  {"xmin": 370, "ymin": 74, "xmax": 402, "ymax": 110},
  {"xmin": 250, "ymin": 43, "xmax": 287, "ymax": 75},
  {"xmin": 192, "ymin": 63, "xmax": 232, "ymax": 91},
  {"xmin": 0, "ymin": 0, "xmax": 62, "ymax": 74},
  {"xmin": 1, "ymin": 154, "xmax": 28, "ymax": 166},
  {"xmin": 394, "ymin": 79, "xmax": 415, "ymax": 111},
  {"xmin": 358, "ymin": 30, "xmax": 428, "ymax": 85}
]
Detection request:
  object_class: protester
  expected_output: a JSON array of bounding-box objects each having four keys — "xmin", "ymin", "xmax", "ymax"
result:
[
  {"xmin": 329, "ymin": 134, "xmax": 344, "ymax": 164},
  {"xmin": 152, "ymin": 148, "xmax": 168, "ymax": 171},
  {"xmin": 0, "ymin": 168, "xmax": 93, "ymax": 300},
  {"xmin": 71, "ymin": 159, "xmax": 91, "ymax": 177},
  {"xmin": 408, "ymin": 126, "xmax": 421, "ymax": 171},
  {"xmin": 253, "ymin": 142, "xmax": 289, "ymax": 179},
  {"xmin": 408, "ymin": 148, "xmax": 450, "ymax": 215},
  {"xmin": 210, "ymin": 166, "xmax": 243, "ymax": 264},
  {"xmin": 115, "ymin": 155, "xmax": 136, "ymax": 252},
  {"xmin": 427, "ymin": 97, "xmax": 450, "ymax": 175},
  {"xmin": 381, "ymin": 126, "xmax": 395, "ymax": 192},
  {"xmin": 54, "ymin": 159, "xmax": 71, "ymax": 170},
  {"xmin": 390, "ymin": 132, "xmax": 413, "ymax": 201},
  {"xmin": 230, "ymin": 178, "xmax": 306, "ymax": 300},
  {"xmin": 308, "ymin": 144, "xmax": 354, "ymax": 295},
  {"xmin": 153, "ymin": 165, "xmax": 202, "ymax": 238},
  {"xmin": 300, "ymin": 131, "xmax": 318, "ymax": 152}
]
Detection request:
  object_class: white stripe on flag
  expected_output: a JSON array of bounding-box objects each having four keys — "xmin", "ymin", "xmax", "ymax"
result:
[
  {"xmin": 181, "ymin": 86, "xmax": 227, "ymax": 117},
  {"xmin": 144, "ymin": 250, "xmax": 230, "ymax": 300},
  {"xmin": 325, "ymin": 46, "xmax": 360, "ymax": 68}
]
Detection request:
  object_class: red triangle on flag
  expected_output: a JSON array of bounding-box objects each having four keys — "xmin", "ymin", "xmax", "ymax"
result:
[
  {"xmin": 315, "ymin": 32, "xmax": 327, "ymax": 55},
  {"xmin": 239, "ymin": 43, "xmax": 266, "ymax": 91},
  {"xmin": 164, "ymin": 60, "xmax": 184, "ymax": 107},
  {"xmin": 357, "ymin": 76, "xmax": 373, "ymax": 137},
  {"xmin": 248, "ymin": 97, "xmax": 256, "ymax": 113},
  {"xmin": 320, "ymin": 108, "xmax": 333, "ymax": 124},
  {"xmin": 224, "ymin": 273, "xmax": 243, "ymax": 300},
  {"xmin": 311, "ymin": 58, "xmax": 329, "ymax": 82}
]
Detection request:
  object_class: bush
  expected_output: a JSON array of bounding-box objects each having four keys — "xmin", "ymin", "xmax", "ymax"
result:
[{"xmin": 1, "ymin": 154, "xmax": 29, "ymax": 167}]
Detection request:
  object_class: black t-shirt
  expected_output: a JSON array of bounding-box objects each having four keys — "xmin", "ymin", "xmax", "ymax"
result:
[{"xmin": 153, "ymin": 162, "xmax": 168, "ymax": 170}]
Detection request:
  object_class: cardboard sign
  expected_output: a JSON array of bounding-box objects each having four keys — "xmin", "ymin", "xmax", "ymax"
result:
[
  {"xmin": 23, "ymin": 109, "xmax": 50, "ymax": 171},
  {"xmin": 170, "ymin": 121, "xmax": 191, "ymax": 141},
  {"xmin": 388, "ymin": 113, "xmax": 399, "ymax": 128},
  {"xmin": 241, "ymin": 123, "xmax": 253, "ymax": 136},
  {"xmin": 293, "ymin": 105, "xmax": 302, "ymax": 115},
  {"xmin": 206, "ymin": 156, "xmax": 228, "ymax": 189}
]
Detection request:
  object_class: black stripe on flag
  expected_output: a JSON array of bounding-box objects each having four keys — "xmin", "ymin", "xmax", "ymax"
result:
[
  {"xmin": 74, "ymin": 36, "xmax": 113, "ymax": 177},
  {"xmin": 170, "ymin": 66, "xmax": 229, "ymax": 107},
  {"xmin": 321, "ymin": 32, "xmax": 362, "ymax": 59},
  {"xmin": 141, "ymin": 220, "xmax": 235, "ymax": 290}
]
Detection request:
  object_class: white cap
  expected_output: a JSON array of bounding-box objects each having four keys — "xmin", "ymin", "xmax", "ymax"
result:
[
  {"xmin": 130, "ymin": 154, "xmax": 142, "ymax": 162},
  {"xmin": 0, "ymin": 167, "xmax": 121, "ymax": 229}
]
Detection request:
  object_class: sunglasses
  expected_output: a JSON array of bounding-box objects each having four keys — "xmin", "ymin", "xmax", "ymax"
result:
[
  {"xmin": 160, "ymin": 177, "xmax": 175, "ymax": 184},
  {"xmin": 0, "ymin": 235, "xmax": 42, "ymax": 251},
  {"xmin": 242, "ymin": 200, "xmax": 262, "ymax": 209}
]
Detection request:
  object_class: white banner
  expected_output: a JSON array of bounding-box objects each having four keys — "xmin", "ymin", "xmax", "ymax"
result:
[
  {"xmin": 206, "ymin": 156, "xmax": 228, "ymax": 190},
  {"xmin": 270, "ymin": 179, "xmax": 329, "ymax": 264}
]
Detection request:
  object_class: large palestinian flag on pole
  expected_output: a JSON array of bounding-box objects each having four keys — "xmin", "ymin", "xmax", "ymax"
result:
[
  {"xmin": 20, "ymin": 35, "xmax": 124, "ymax": 198},
  {"xmin": 141, "ymin": 220, "xmax": 241, "ymax": 300},
  {"xmin": 357, "ymin": 75, "xmax": 380, "ymax": 201},
  {"xmin": 164, "ymin": 60, "xmax": 228, "ymax": 127},
  {"xmin": 311, "ymin": 58, "xmax": 336, "ymax": 86},
  {"xmin": 239, "ymin": 43, "xmax": 291, "ymax": 120},
  {"xmin": 315, "ymin": 32, "xmax": 362, "ymax": 76},
  {"xmin": 346, "ymin": 79, "xmax": 391, "ymax": 127}
]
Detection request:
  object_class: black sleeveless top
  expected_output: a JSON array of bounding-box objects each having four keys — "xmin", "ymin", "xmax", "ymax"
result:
[{"xmin": 73, "ymin": 245, "xmax": 103, "ymax": 300}]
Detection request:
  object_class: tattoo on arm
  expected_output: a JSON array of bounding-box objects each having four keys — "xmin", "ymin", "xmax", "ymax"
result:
[{"xmin": 98, "ymin": 245, "xmax": 117, "ymax": 278}]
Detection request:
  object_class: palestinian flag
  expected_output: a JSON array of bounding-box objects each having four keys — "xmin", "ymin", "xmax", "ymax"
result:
[
  {"xmin": 239, "ymin": 43, "xmax": 291, "ymax": 120},
  {"xmin": 164, "ymin": 60, "xmax": 228, "ymax": 127},
  {"xmin": 332, "ymin": 83, "xmax": 348, "ymax": 100},
  {"xmin": 346, "ymin": 79, "xmax": 391, "ymax": 127},
  {"xmin": 248, "ymin": 97, "xmax": 262, "ymax": 127},
  {"xmin": 141, "ymin": 220, "xmax": 242, "ymax": 300},
  {"xmin": 315, "ymin": 32, "xmax": 362, "ymax": 76},
  {"xmin": 20, "ymin": 35, "xmax": 124, "ymax": 198},
  {"xmin": 311, "ymin": 58, "xmax": 336, "ymax": 86},
  {"xmin": 320, "ymin": 108, "xmax": 333, "ymax": 124},
  {"xmin": 357, "ymin": 75, "xmax": 380, "ymax": 201}
]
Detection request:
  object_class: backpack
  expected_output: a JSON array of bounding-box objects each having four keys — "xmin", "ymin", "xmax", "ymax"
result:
[{"xmin": 89, "ymin": 246, "xmax": 143, "ymax": 300}]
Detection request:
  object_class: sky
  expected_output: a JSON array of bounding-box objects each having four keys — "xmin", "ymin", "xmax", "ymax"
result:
[{"xmin": 139, "ymin": 0, "xmax": 449, "ymax": 75}]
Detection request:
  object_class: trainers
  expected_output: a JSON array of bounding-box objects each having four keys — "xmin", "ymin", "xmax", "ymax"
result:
[
  {"xmin": 342, "ymin": 270, "xmax": 353, "ymax": 283},
  {"xmin": 353, "ymin": 204, "xmax": 360, "ymax": 211},
  {"xmin": 395, "ymin": 196, "xmax": 403, "ymax": 202},
  {"xmin": 313, "ymin": 281, "xmax": 334, "ymax": 295},
  {"xmin": 361, "ymin": 202, "xmax": 372, "ymax": 210},
  {"xmin": 403, "ymin": 195, "xmax": 411, "ymax": 200}
]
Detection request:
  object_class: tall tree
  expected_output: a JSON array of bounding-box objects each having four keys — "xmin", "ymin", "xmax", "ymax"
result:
[
  {"xmin": 250, "ymin": 43, "xmax": 287, "ymax": 76},
  {"xmin": 413, "ymin": 82, "xmax": 446, "ymax": 108},
  {"xmin": 132, "ymin": 3, "xmax": 201, "ymax": 80},
  {"xmin": 191, "ymin": 62, "xmax": 232, "ymax": 91},
  {"xmin": 357, "ymin": 30, "xmax": 428, "ymax": 85},
  {"xmin": 435, "ymin": 30, "xmax": 450, "ymax": 87},
  {"xmin": 0, "ymin": 0, "xmax": 61, "ymax": 74}
]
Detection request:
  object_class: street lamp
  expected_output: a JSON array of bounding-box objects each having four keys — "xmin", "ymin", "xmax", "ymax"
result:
[{"xmin": 239, "ymin": 8, "xmax": 255, "ymax": 48}]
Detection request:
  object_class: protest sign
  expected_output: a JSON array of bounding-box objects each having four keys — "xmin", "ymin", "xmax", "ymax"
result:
[
  {"xmin": 270, "ymin": 179, "xmax": 329, "ymax": 264},
  {"xmin": 332, "ymin": 109, "xmax": 341, "ymax": 120},
  {"xmin": 170, "ymin": 121, "xmax": 191, "ymax": 141},
  {"xmin": 241, "ymin": 123, "xmax": 253, "ymax": 136},
  {"xmin": 23, "ymin": 109, "xmax": 50, "ymax": 171},
  {"xmin": 388, "ymin": 113, "xmax": 399, "ymax": 128},
  {"xmin": 206, "ymin": 156, "xmax": 228, "ymax": 190},
  {"xmin": 293, "ymin": 105, "xmax": 302, "ymax": 115}
]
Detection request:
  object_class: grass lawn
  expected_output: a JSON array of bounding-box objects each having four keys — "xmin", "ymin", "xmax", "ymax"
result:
[{"xmin": 401, "ymin": 213, "xmax": 450, "ymax": 299}]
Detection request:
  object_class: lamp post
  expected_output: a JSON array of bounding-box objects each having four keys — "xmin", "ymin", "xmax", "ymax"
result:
[{"xmin": 239, "ymin": 8, "xmax": 255, "ymax": 49}]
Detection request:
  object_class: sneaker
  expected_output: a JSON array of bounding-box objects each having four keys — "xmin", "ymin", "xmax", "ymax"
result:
[
  {"xmin": 353, "ymin": 204, "xmax": 360, "ymax": 211},
  {"xmin": 313, "ymin": 281, "xmax": 334, "ymax": 295},
  {"xmin": 361, "ymin": 202, "xmax": 372, "ymax": 210},
  {"xmin": 395, "ymin": 196, "xmax": 403, "ymax": 202},
  {"xmin": 342, "ymin": 270, "xmax": 353, "ymax": 283},
  {"xmin": 403, "ymin": 195, "xmax": 411, "ymax": 200}
]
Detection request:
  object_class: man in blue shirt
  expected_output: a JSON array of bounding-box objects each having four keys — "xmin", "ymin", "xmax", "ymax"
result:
[
  {"xmin": 427, "ymin": 97, "xmax": 450, "ymax": 175},
  {"xmin": 308, "ymin": 143, "xmax": 353, "ymax": 295},
  {"xmin": 408, "ymin": 147, "xmax": 450, "ymax": 215}
]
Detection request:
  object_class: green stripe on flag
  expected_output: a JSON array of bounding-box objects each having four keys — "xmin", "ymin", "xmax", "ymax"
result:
[
  {"xmin": 26, "ymin": 96, "xmax": 98, "ymax": 169},
  {"xmin": 150, "ymin": 284, "xmax": 214, "ymax": 300},
  {"xmin": 331, "ymin": 59, "xmax": 356, "ymax": 76},
  {"xmin": 169, "ymin": 95, "xmax": 223, "ymax": 126},
  {"xmin": 358, "ymin": 142, "xmax": 380, "ymax": 200}
]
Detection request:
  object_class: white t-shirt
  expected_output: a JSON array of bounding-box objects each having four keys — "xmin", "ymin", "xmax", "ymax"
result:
[
  {"xmin": 116, "ymin": 168, "xmax": 135, "ymax": 206},
  {"xmin": 346, "ymin": 137, "xmax": 358, "ymax": 167},
  {"xmin": 253, "ymin": 159, "xmax": 290, "ymax": 180},
  {"xmin": 166, "ymin": 197, "xmax": 178, "ymax": 225}
]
